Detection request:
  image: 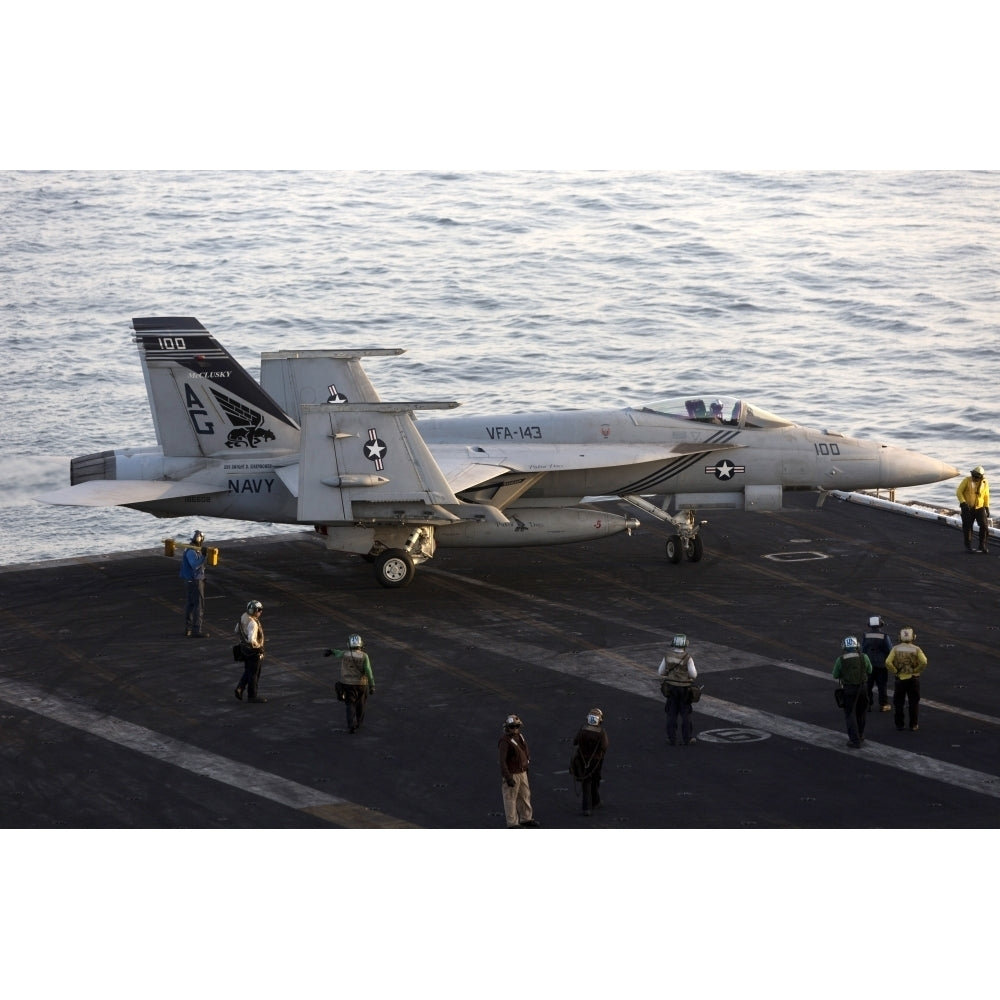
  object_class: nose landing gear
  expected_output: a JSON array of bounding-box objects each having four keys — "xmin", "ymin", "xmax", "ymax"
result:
[
  {"xmin": 620, "ymin": 494, "xmax": 707, "ymax": 564},
  {"xmin": 666, "ymin": 529, "xmax": 704, "ymax": 563}
]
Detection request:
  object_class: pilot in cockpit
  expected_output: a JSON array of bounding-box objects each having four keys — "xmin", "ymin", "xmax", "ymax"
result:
[{"xmin": 709, "ymin": 399, "xmax": 725, "ymax": 423}]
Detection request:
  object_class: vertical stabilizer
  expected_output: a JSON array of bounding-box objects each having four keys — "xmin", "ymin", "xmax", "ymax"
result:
[{"xmin": 132, "ymin": 317, "xmax": 300, "ymax": 458}]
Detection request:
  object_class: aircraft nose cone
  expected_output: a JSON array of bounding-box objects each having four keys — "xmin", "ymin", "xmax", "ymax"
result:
[{"xmin": 881, "ymin": 446, "xmax": 960, "ymax": 487}]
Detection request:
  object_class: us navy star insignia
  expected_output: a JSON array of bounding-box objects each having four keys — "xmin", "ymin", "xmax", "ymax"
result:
[
  {"xmin": 364, "ymin": 428, "xmax": 388, "ymax": 470},
  {"xmin": 706, "ymin": 459, "xmax": 745, "ymax": 480}
]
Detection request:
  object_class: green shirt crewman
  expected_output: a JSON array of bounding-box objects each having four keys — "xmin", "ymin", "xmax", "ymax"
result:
[
  {"xmin": 324, "ymin": 633, "xmax": 374, "ymax": 733},
  {"xmin": 833, "ymin": 636, "xmax": 872, "ymax": 748}
]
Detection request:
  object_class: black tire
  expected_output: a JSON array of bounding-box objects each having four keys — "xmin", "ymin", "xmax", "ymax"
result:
[
  {"xmin": 375, "ymin": 548, "xmax": 415, "ymax": 588},
  {"xmin": 686, "ymin": 535, "xmax": 704, "ymax": 562},
  {"xmin": 666, "ymin": 535, "xmax": 683, "ymax": 564}
]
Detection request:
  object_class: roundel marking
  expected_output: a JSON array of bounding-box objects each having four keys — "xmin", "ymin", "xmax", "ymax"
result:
[{"xmin": 364, "ymin": 428, "xmax": 388, "ymax": 470}]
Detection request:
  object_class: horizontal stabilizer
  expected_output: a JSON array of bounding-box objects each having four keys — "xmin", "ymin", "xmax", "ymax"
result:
[
  {"xmin": 37, "ymin": 479, "xmax": 226, "ymax": 507},
  {"xmin": 274, "ymin": 464, "xmax": 300, "ymax": 498}
]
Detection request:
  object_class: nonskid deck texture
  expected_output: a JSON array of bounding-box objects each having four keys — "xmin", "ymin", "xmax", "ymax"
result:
[{"xmin": 1, "ymin": 493, "xmax": 997, "ymax": 828}]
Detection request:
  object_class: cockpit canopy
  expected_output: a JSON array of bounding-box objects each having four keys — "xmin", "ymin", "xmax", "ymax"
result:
[{"xmin": 640, "ymin": 395, "xmax": 794, "ymax": 429}]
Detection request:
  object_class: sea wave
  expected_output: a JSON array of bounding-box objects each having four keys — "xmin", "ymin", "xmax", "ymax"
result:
[{"xmin": 1, "ymin": 170, "xmax": 997, "ymax": 564}]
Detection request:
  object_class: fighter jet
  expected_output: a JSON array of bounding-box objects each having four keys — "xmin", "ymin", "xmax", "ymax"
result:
[{"xmin": 38, "ymin": 317, "xmax": 960, "ymax": 587}]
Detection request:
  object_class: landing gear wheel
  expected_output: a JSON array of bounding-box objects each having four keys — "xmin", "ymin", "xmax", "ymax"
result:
[
  {"xmin": 686, "ymin": 535, "xmax": 704, "ymax": 562},
  {"xmin": 666, "ymin": 535, "xmax": 683, "ymax": 564},
  {"xmin": 375, "ymin": 548, "xmax": 415, "ymax": 588}
]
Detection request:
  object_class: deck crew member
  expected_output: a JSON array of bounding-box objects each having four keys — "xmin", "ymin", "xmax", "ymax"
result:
[
  {"xmin": 498, "ymin": 714, "xmax": 538, "ymax": 827},
  {"xmin": 234, "ymin": 600, "xmax": 267, "ymax": 703},
  {"xmin": 180, "ymin": 530, "xmax": 209, "ymax": 637},
  {"xmin": 571, "ymin": 708, "xmax": 609, "ymax": 816},
  {"xmin": 886, "ymin": 627, "xmax": 928, "ymax": 731},
  {"xmin": 324, "ymin": 633, "xmax": 374, "ymax": 733},
  {"xmin": 833, "ymin": 636, "xmax": 872, "ymax": 748},
  {"xmin": 862, "ymin": 615, "xmax": 893, "ymax": 712},
  {"xmin": 957, "ymin": 465, "xmax": 990, "ymax": 553},
  {"xmin": 658, "ymin": 634, "xmax": 699, "ymax": 746}
]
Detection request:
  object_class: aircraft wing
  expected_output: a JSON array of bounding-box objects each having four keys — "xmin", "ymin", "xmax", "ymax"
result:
[
  {"xmin": 37, "ymin": 479, "xmax": 227, "ymax": 507},
  {"xmin": 429, "ymin": 441, "xmax": 742, "ymax": 491}
]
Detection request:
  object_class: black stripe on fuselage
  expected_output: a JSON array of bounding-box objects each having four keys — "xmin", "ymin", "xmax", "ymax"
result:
[{"xmin": 614, "ymin": 429, "xmax": 740, "ymax": 493}]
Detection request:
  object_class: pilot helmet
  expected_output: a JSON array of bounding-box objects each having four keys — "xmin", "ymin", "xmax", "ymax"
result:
[
  {"xmin": 671, "ymin": 634, "xmax": 689, "ymax": 649},
  {"xmin": 191, "ymin": 530, "xmax": 204, "ymax": 545},
  {"xmin": 586, "ymin": 708, "xmax": 604, "ymax": 727},
  {"xmin": 710, "ymin": 398, "xmax": 724, "ymax": 414},
  {"xmin": 842, "ymin": 636, "xmax": 859, "ymax": 651},
  {"xmin": 971, "ymin": 466, "xmax": 985, "ymax": 480},
  {"xmin": 246, "ymin": 600, "xmax": 263, "ymax": 615},
  {"xmin": 348, "ymin": 633, "xmax": 363, "ymax": 649},
  {"xmin": 899, "ymin": 627, "xmax": 915, "ymax": 643},
  {"xmin": 504, "ymin": 714, "xmax": 522, "ymax": 731},
  {"xmin": 868, "ymin": 615, "xmax": 883, "ymax": 628}
]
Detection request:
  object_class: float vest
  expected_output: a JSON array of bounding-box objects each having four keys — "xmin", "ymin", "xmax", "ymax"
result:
[
  {"xmin": 340, "ymin": 650, "xmax": 368, "ymax": 685},
  {"xmin": 662, "ymin": 650, "xmax": 694, "ymax": 687},
  {"xmin": 888, "ymin": 644, "xmax": 926, "ymax": 680},
  {"xmin": 839, "ymin": 652, "xmax": 866, "ymax": 686}
]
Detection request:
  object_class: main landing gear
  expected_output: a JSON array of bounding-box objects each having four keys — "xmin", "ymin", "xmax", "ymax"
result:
[
  {"xmin": 368, "ymin": 526, "xmax": 433, "ymax": 588},
  {"xmin": 374, "ymin": 548, "xmax": 415, "ymax": 588}
]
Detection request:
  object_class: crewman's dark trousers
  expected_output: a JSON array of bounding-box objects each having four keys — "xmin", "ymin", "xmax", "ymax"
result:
[
  {"xmin": 344, "ymin": 684, "xmax": 368, "ymax": 732},
  {"xmin": 238, "ymin": 652, "xmax": 263, "ymax": 699},
  {"xmin": 894, "ymin": 677, "xmax": 921, "ymax": 729},
  {"xmin": 961, "ymin": 505, "xmax": 989, "ymax": 551},
  {"xmin": 184, "ymin": 579, "xmax": 204, "ymax": 633},
  {"xmin": 842, "ymin": 684, "xmax": 867, "ymax": 744},
  {"xmin": 581, "ymin": 765, "xmax": 603, "ymax": 813},
  {"xmin": 665, "ymin": 691, "xmax": 694, "ymax": 745},
  {"xmin": 867, "ymin": 666, "xmax": 889, "ymax": 709}
]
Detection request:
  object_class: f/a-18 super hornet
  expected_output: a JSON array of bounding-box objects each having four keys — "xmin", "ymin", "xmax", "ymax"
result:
[{"xmin": 38, "ymin": 317, "xmax": 959, "ymax": 587}]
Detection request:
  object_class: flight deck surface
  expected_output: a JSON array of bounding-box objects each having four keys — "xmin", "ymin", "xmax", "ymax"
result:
[{"xmin": 1, "ymin": 493, "xmax": 997, "ymax": 829}]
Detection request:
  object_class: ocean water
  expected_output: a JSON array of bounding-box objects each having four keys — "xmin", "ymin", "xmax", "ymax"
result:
[{"xmin": 2, "ymin": 170, "xmax": 997, "ymax": 566}]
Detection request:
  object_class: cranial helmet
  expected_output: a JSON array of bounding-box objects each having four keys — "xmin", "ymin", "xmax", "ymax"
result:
[
  {"xmin": 899, "ymin": 627, "xmax": 915, "ymax": 643},
  {"xmin": 671, "ymin": 634, "xmax": 688, "ymax": 649},
  {"xmin": 868, "ymin": 615, "xmax": 883, "ymax": 628},
  {"xmin": 348, "ymin": 633, "xmax": 363, "ymax": 649},
  {"xmin": 587, "ymin": 708, "xmax": 604, "ymax": 726},
  {"xmin": 972, "ymin": 466, "xmax": 985, "ymax": 479},
  {"xmin": 246, "ymin": 600, "xmax": 263, "ymax": 615},
  {"xmin": 842, "ymin": 636, "xmax": 859, "ymax": 651},
  {"xmin": 191, "ymin": 530, "xmax": 204, "ymax": 545},
  {"xmin": 504, "ymin": 714, "xmax": 522, "ymax": 730}
]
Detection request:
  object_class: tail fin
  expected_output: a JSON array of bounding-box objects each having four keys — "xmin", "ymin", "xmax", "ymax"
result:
[
  {"xmin": 259, "ymin": 348, "xmax": 403, "ymax": 422},
  {"xmin": 132, "ymin": 317, "xmax": 300, "ymax": 457},
  {"xmin": 297, "ymin": 401, "xmax": 464, "ymax": 523}
]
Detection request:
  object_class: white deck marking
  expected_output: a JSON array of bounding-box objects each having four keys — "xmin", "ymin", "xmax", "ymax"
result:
[
  {"xmin": 0, "ymin": 677, "xmax": 413, "ymax": 823},
  {"xmin": 5, "ymin": 620, "xmax": 999, "ymax": 813},
  {"xmin": 418, "ymin": 616, "xmax": 1000, "ymax": 801},
  {"xmin": 694, "ymin": 694, "xmax": 1000, "ymax": 799}
]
